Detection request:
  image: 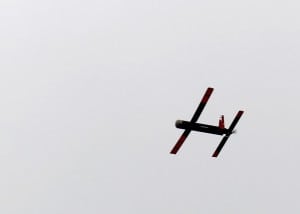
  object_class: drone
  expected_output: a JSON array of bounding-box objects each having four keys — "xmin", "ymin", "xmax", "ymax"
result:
[{"xmin": 170, "ymin": 87, "xmax": 244, "ymax": 157}]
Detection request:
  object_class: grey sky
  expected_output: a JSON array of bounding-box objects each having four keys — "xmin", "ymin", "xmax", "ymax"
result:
[{"xmin": 1, "ymin": 0, "xmax": 300, "ymax": 213}]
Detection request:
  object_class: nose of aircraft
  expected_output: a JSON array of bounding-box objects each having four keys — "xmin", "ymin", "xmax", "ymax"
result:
[{"xmin": 175, "ymin": 120, "xmax": 183, "ymax": 128}]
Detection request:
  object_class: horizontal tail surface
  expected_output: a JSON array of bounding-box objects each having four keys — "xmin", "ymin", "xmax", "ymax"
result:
[{"xmin": 212, "ymin": 111, "xmax": 244, "ymax": 157}]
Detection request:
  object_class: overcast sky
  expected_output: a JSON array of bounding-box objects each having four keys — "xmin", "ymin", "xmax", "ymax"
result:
[{"xmin": 1, "ymin": 0, "xmax": 300, "ymax": 213}]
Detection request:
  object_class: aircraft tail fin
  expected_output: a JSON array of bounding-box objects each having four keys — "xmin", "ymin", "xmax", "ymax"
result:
[{"xmin": 218, "ymin": 115, "xmax": 225, "ymax": 129}]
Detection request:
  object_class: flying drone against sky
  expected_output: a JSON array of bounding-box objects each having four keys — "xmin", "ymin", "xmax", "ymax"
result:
[{"xmin": 170, "ymin": 87, "xmax": 244, "ymax": 157}]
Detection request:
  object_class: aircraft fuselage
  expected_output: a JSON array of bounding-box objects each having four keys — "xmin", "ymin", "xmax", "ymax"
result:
[{"xmin": 175, "ymin": 120, "xmax": 230, "ymax": 135}]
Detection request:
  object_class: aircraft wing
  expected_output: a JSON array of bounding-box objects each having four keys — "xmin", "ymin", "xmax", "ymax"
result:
[
  {"xmin": 170, "ymin": 87, "xmax": 214, "ymax": 154},
  {"xmin": 190, "ymin": 87, "xmax": 214, "ymax": 123},
  {"xmin": 212, "ymin": 110, "xmax": 244, "ymax": 157},
  {"xmin": 212, "ymin": 135, "xmax": 229, "ymax": 157}
]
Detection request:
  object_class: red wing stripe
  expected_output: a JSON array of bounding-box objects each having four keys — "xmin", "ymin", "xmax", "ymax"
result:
[
  {"xmin": 170, "ymin": 130, "xmax": 190, "ymax": 154},
  {"xmin": 201, "ymin": 87, "xmax": 214, "ymax": 104}
]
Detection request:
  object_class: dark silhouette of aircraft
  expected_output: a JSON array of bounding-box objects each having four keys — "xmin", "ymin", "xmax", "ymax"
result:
[{"xmin": 170, "ymin": 87, "xmax": 244, "ymax": 157}]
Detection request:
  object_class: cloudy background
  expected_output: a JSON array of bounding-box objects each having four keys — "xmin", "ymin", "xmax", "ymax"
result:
[{"xmin": 1, "ymin": 0, "xmax": 300, "ymax": 213}]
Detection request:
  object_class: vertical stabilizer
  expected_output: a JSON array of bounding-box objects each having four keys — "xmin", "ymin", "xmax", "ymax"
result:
[{"xmin": 219, "ymin": 115, "xmax": 225, "ymax": 129}]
